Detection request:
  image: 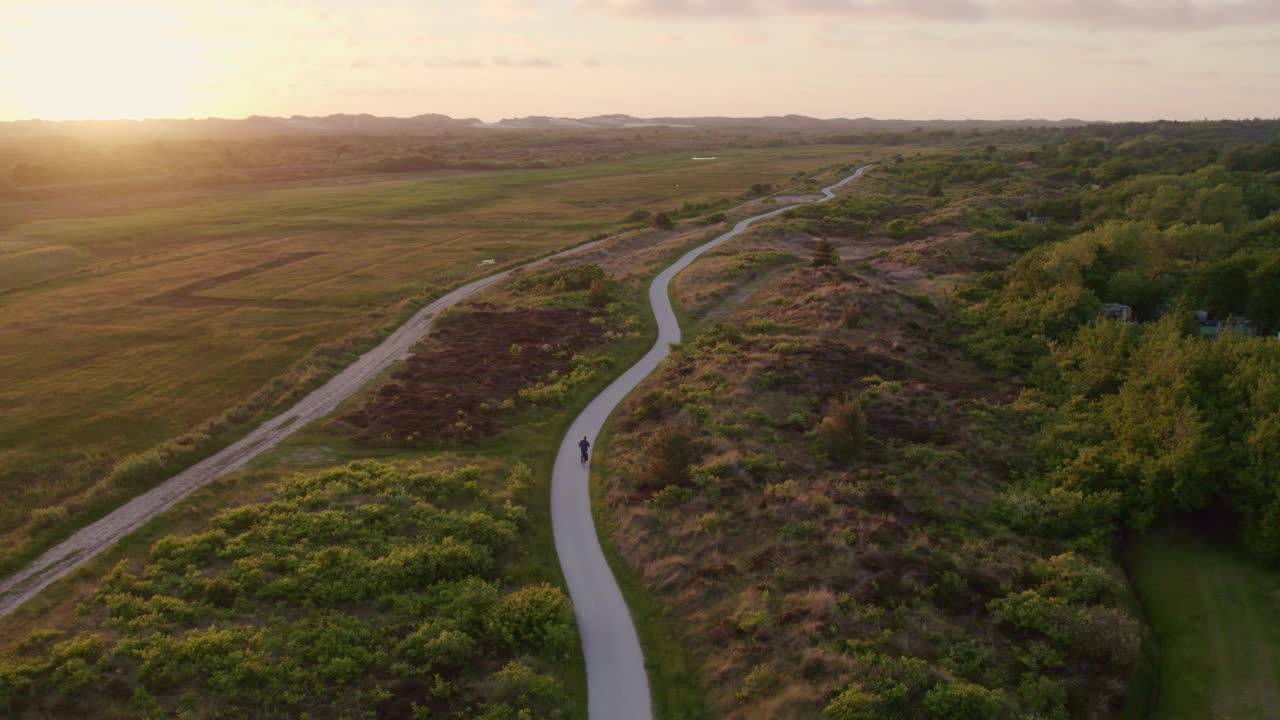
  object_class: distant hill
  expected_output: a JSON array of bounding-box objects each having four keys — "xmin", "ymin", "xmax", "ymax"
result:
[{"xmin": 0, "ymin": 113, "xmax": 1096, "ymax": 141}]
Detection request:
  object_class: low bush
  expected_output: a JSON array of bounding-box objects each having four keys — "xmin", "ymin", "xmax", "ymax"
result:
[{"xmin": 2, "ymin": 461, "xmax": 576, "ymax": 717}]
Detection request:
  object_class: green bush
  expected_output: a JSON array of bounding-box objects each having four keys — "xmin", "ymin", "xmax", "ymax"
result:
[
  {"xmin": 923, "ymin": 681, "xmax": 1004, "ymax": 720},
  {"xmin": 2, "ymin": 462, "xmax": 573, "ymax": 717},
  {"xmin": 823, "ymin": 681, "xmax": 879, "ymax": 720},
  {"xmin": 28, "ymin": 505, "xmax": 70, "ymax": 530},
  {"xmin": 487, "ymin": 583, "xmax": 574, "ymax": 655}
]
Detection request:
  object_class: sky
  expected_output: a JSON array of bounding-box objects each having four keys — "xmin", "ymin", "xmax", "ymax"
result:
[{"xmin": 0, "ymin": 0, "xmax": 1277, "ymax": 122}]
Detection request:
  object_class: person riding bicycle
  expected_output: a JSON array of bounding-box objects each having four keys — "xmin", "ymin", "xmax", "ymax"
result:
[{"xmin": 578, "ymin": 436, "xmax": 591, "ymax": 463}]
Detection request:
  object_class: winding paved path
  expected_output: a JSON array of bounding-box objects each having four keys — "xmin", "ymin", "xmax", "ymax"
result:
[
  {"xmin": 0, "ymin": 239, "xmax": 618, "ymax": 619},
  {"xmin": 551, "ymin": 164, "xmax": 872, "ymax": 720}
]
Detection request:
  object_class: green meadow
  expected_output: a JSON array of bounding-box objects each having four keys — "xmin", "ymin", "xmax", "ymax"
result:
[{"xmin": 1128, "ymin": 529, "xmax": 1280, "ymax": 720}]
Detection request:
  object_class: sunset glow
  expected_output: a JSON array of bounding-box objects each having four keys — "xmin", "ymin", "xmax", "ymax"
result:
[{"xmin": 1, "ymin": 0, "xmax": 1277, "ymax": 122}]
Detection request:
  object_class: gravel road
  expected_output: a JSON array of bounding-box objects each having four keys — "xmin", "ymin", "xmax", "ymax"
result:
[{"xmin": 551, "ymin": 164, "xmax": 872, "ymax": 719}]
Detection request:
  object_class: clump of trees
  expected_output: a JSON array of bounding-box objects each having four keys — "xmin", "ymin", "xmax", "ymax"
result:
[
  {"xmin": 511, "ymin": 262, "xmax": 609, "ymax": 295},
  {"xmin": 960, "ymin": 131, "xmax": 1280, "ymax": 560}
]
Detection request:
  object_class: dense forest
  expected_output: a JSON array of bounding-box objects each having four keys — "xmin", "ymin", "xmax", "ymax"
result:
[{"xmin": 960, "ymin": 129, "xmax": 1280, "ymax": 560}]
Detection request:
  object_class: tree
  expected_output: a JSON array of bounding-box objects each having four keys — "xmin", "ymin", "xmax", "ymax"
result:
[
  {"xmin": 927, "ymin": 177, "xmax": 944, "ymax": 197},
  {"xmin": 1167, "ymin": 222, "xmax": 1232, "ymax": 264},
  {"xmin": 652, "ymin": 212, "xmax": 674, "ymax": 231},
  {"xmin": 812, "ymin": 238, "xmax": 840, "ymax": 268},
  {"xmin": 1192, "ymin": 183, "xmax": 1248, "ymax": 229},
  {"xmin": 587, "ymin": 278, "xmax": 609, "ymax": 308},
  {"xmin": 637, "ymin": 426, "xmax": 698, "ymax": 490},
  {"xmin": 814, "ymin": 394, "xmax": 867, "ymax": 463},
  {"xmin": 1247, "ymin": 254, "xmax": 1280, "ymax": 331}
]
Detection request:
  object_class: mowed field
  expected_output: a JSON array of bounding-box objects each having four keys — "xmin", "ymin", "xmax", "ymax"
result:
[
  {"xmin": 0, "ymin": 144, "xmax": 869, "ymax": 568},
  {"xmin": 1127, "ymin": 529, "xmax": 1280, "ymax": 719}
]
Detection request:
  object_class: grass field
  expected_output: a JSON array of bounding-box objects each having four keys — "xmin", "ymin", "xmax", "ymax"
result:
[
  {"xmin": 0, "ymin": 144, "xmax": 871, "ymax": 569},
  {"xmin": 1127, "ymin": 528, "xmax": 1280, "ymax": 720}
]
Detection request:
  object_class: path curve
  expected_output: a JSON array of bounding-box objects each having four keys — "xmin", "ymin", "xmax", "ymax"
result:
[
  {"xmin": 551, "ymin": 164, "xmax": 873, "ymax": 720},
  {"xmin": 0, "ymin": 239, "xmax": 618, "ymax": 619}
]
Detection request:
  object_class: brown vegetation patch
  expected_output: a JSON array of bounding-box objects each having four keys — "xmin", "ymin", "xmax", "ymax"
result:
[
  {"xmin": 881, "ymin": 231, "xmax": 1010, "ymax": 275},
  {"xmin": 141, "ymin": 251, "xmax": 322, "ymax": 308},
  {"xmin": 336, "ymin": 307, "xmax": 605, "ymax": 444}
]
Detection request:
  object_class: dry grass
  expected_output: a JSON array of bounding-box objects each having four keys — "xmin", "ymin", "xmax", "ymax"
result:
[{"xmin": 0, "ymin": 145, "xmax": 875, "ymax": 566}]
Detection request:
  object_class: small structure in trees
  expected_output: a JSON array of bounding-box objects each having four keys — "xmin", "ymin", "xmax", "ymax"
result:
[
  {"xmin": 1195, "ymin": 310, "xmax": 1256, "ymax": 336},
  {"xmin": 1101, "ymin": 303, "xmax": 1133, "ymax": 323},
  {"xmin": 811, "ymin": 238, "xmax": 840, "ymax": 268},
  {"xmin": 1025, "ymin": 211, "xmax": 1052, "ymax": 225}
]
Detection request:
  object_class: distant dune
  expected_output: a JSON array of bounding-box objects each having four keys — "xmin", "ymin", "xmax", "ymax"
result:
[{"xmin": 0, "ymin": 113, "xmax": 1096, "ymax": 140}]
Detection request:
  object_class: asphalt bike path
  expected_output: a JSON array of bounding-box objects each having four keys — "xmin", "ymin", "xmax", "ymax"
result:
[{"xmin": 551, "ymin": 164, "xmax": 872, "ymax": 719}]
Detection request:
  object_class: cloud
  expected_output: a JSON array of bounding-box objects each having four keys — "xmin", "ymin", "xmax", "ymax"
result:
[
  {"xmin": 579, "ymin": 0, "xmax": 760, "ymax": 16},
  {"xmin": 1205, "ymin": 35, "xmax": 1280, "ymax": 48},
  {"xmin": 492, "ymin": 56, "xmax": 559, "ymax": 67},
  {"xmin": 423, "ymin": 59, "xmax": 486, "ymax": 68},
  {"xmin": 789, "ymin": 0, "xmax": 983, "ymax": 22},
  {"xmin": 583, "ymin": 0, "xmax": 1280, "ymax": 29},
  {"xmin": 1007, "ymin": 0, "xmax": 1280, "ymax": 30},
  {"xmin": 423, "ymin": 57, "xmax": 560, "ymax": 68}
]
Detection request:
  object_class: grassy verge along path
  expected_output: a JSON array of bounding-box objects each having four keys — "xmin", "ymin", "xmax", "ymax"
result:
[{"xmin": 1127, "ymin": 528, "xmax": 1280, "ymax": 720}]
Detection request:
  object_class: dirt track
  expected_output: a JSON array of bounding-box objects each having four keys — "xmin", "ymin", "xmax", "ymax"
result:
[{"xmin": 0, "ymin": 241, "xmax": 608, "ymax": 619}]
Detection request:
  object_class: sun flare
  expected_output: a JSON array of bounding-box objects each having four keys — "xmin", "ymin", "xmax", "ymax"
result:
[{"xmin": 1, "ymin": 1, "xmax": 221, "ymax": 120}]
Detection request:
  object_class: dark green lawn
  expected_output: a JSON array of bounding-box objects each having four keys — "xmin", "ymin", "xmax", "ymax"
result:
[{"xmin": 1127, "ymin": 528, "xmax": 1280, "ymax": 719}]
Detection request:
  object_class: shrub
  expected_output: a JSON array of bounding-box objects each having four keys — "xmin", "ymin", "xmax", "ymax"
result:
[
  {"xmin": 29, "ymin": 505, "xmax": 70, "ymax": 530},
  {"xmin": 923, "ymin": 681, "xmax": 1004, "ymax": 720},
  {"xmin": 812, "ymin": 238, "xmax": 841, "ymax": 267},
  {"xmin": 814, "ymin": 394, "xmax": 868, "ymax": 463},
  {"xmin": 736, "ymin": 664, "xmax": 777, "ymax": 701},
  {"xmin": 490, "ymin": 661, "xmax": 566, "ymax": 713},
  {"xmin": 487, "ymin": 584, "xmax": 574, "ymax": 655},
  {"xmin": 636, "ymin": 426, "xmax": 699, "ymax": 490},
  {"xmin": 588, "ymin": 277, "xmax": 609, "ymax": 308},
  {"xmin": 781, "ymin": 521, "xmax": 820, "ymax": 543},
  {"xmin": 510, "ymin": 263, "xmax": 607, "ymax": 295},
  {"xmin": 653, "ymin": 212, "xmax": 675, "ymax": 230},
  {"xmin": 1018, "ymin": 674, "xmax": 1069, "ymax": 719},
  {"xmin": 742, "ymin": 451, "xmax": 783, "ymax": 481},
  {"xmin": 886, "ymin": 218, "xmax": 916, "ymax": 239},
  {"xmin": 397, "ymin": 625, "xmax": 476, "ymax": 674},
  {"xmin": 648, "ymin": 484, "xmax": 694, "ymax": 508},
  {"xmin": 823, "ymin": 681, "xmax": 878, "ymax": 720}
]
